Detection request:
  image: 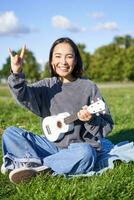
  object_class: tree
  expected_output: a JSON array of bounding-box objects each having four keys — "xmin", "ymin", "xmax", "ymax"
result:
[
  {"xmin": 113, "ymin": 35, "xmax": 134, "ymax": 48},
  {"xmin": 77, "ymin": 44, "xmax": 90, "ymax": 77},
  {"xmin": 20, "ymin": 49, "xmax": 41, "ymax": 81},
  {"xmin": 89, "ymin": 44, "xmax": 126, "ymax": 82},
  {"xmin": 113, "ymin": 36, "xmax": 126, "ymax": 48},
  {"xmin": 124, "ymin": 45, "xmax": 134, "ymax": 80},
  {"xmin": 40, "ymin": 62, "xmax": 51, "ymax": 79},
  {"xmin": 0, "ymin": 57, "xmax": 11, "ymax": 78}
]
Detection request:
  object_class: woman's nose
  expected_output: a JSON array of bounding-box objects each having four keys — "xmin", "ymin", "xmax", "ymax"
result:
[{"xmin": 60, "ymin": 56, "xmax": 67, "ymax": 64}]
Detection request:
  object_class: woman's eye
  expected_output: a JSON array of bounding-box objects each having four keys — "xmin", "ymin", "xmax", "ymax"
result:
[{"xmin": 67, "ymin": 56, "xmax": 73, "ymax": 59}]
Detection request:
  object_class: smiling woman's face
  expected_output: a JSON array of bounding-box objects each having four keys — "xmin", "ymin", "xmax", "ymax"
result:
[{"xmin": 51, "ymin": 42, "xmax": 76, "ymax": 82}]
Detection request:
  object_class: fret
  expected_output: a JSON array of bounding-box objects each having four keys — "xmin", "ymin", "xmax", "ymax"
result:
[{"xmin": 64, "ymin": 113, "xmax": 78, "ymax": 124}]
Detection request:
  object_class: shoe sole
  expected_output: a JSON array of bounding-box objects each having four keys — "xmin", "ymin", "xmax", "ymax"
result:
[{"xmin": 9, "ymin": 168, "xmax": 36, "ymax": 184}]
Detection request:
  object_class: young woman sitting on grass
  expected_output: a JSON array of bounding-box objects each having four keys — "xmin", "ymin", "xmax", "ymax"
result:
[{"xmin": 1, "ymin": 37, "xmax": 113, "ymax": 184}]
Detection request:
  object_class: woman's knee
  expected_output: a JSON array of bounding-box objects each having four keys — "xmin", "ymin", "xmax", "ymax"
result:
[
  {"xmin": 78, "ymin": 143, "xmax": 96, "ymax": 161},
  {"xmin": 2, "ymin": 126, "xmax": 24, "ymax": 140}
]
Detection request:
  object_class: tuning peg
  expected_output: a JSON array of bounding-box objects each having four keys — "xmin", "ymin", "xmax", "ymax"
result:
[
  {"xmin": 96, "ymin": 113, "xmax": 100, "ymax": 116},
  {"xmin": 103, "ymin": 111, "xmax": 106, "ymax": 114},
  {"xmin": 91, "ymin": 100, "xmax": 94, "ymax": 104},
  {"xmin": 97, "ymin": 98, "xmax": 100, "ymax": 100}
]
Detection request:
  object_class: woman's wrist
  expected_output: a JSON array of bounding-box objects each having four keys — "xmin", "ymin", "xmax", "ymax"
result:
[{"xmin": 10, "ymin": 69, "xmax": 23, "ymax": 74}]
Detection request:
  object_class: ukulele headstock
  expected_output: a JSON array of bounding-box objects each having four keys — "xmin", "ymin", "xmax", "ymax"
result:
[{"xmin": 88, "ymin": 98, "xmax": 106, "ymax": 115}]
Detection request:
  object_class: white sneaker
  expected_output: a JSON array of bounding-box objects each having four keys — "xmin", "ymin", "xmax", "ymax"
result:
[
  {"xmin": 9, "ymin": 165, "xmax": 50, "ymax": 184},
  {"xmin": 1, "ymin": 164, "xmax": 9, "ymax": 175}
]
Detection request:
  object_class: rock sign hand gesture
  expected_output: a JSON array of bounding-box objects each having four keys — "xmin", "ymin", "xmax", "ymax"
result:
[{"xmin": 8, "ymin": 45, "xmax": 26, "ymax": 74}]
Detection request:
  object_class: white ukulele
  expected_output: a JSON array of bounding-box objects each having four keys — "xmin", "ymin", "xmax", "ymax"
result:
[{"xmin": 42, "ymin": 99, "xmax": 105, "ymax": 142}]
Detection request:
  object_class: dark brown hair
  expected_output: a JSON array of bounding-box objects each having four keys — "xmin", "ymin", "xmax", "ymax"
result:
[{"xmin": 48, "ymin": 37, "xmax": 83, "ymax": 78}]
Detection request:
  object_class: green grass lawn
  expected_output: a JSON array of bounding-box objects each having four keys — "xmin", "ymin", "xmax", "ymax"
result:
[{"xmin": 0, "ymin": 83, "xmax": 134, "ymax": 200}]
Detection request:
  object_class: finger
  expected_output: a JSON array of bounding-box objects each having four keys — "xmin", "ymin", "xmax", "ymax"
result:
[
  {"xmin": 13, "ymin": 55, "xmax": 20, "ymax": 64},
  {"xmin": 20, "ymin": 45, "xmax": 26, "ymax": 59},
  {"xmin": 8, "ymin": 48, "xmax": 13, "ymax": 58},
  {"xmin": 78, "ymin": 110, "xmax": 87, "ymax": 117},
  {"xmin": 82, "ymin": 105, "xmax": 88, "ymax": 110},
  {"xmin": 83, "ymin": 109, "xmax": 91, "ymax": 117}
]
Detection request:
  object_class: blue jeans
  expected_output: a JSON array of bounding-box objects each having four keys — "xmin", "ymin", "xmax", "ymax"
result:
[{"xmin": 2, "ymin": 126, "xmax": 97, "ymax": 175}]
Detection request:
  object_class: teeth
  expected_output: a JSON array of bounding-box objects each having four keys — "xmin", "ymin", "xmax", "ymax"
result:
[{"xmin": 60, "ymin": 67, "xmax": 68, "ymax": 70}]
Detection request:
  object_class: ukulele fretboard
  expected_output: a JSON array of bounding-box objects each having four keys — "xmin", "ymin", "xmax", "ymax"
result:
[{"xmin": 64, "ymin": 113, "xmax": 78, "ymax": 124}]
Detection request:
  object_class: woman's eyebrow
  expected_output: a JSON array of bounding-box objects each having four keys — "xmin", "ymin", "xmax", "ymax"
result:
[
  {"xmin": 54, "ymin": 53, "xmax": 61, "ymax": 55},
  {"xmin": 54, "ymin": 53, "xmax": 74, "ymax": 56}
]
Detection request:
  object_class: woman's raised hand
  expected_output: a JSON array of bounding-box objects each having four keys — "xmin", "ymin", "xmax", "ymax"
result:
[{"xmin": 8, "ymin": 45, "xmax": 26, "ymax": 73}]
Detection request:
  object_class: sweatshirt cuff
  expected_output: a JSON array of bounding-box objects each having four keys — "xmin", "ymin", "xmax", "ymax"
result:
[{"xmin": 10, "ymin": 70, "xmax": 25, "ymax": 78}]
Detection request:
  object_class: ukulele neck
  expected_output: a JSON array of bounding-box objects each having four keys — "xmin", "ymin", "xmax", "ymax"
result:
[{"xmin": 64, "ymin": 113, "xmax": 78, "ymax": 124}]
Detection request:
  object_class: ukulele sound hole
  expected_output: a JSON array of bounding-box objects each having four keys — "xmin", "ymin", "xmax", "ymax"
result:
[{"xmin": 57, "ymin": 121, "xmax": 62, "ymax": 128}]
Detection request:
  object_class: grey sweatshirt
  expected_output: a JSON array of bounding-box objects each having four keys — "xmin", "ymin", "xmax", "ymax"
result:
[{"xmin": 8, "ymin": 73, "xmax": 114, "ymax": 150}]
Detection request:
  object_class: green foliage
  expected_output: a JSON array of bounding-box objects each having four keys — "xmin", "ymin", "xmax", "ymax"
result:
[
  {"xmin": 88, "ymin": 44, "xmax": 125, "ymax": 81},
  {"xmin": 40, "ymin": 62, "xmax": 51, "ymax": 79},
  {"xmin": 77, "ymin": 43, "xmax": 90, "ymax": 75},
  {"xmin": 0, "ymin": 84, "xmax": 134, "ymax": 199},
  {"xmin": 86, "ymin": 35, "xmax": 134, "ymax": 82},
  {"xmin": 113, "ymin": 34, "xmax": 134, "ymax": 48},
  {"xmin": 0, "ymin": 56, "xmax": 13, "ymax": 78},
  {"xmin": 21, "ymin": 50, "xmax": 41, "ymax": 81},
  {"xmin": 87, "ymin": 37, "xmax": 134, "ymax": 82},
  {"xmin": 123, "ymin": 45, "xmax": 134, "ymax": 80}
]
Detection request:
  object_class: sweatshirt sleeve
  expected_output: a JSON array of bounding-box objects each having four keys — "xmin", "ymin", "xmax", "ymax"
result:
[
  {"xmin": 8, "ymin": 72, "xmax": 46, "ymax": 117},
  {"xmin": 84, "ymin": 83, "xmax": 114, "ymax": 138}
]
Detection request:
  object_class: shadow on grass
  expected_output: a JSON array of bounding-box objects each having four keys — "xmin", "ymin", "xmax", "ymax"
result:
[{"xmin": 108, "ymin": 128, "xmax": 134, "ymax": 144}]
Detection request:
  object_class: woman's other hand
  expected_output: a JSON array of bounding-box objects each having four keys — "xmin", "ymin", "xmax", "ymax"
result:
[{"xmin": 77, "ymin": 105, "xmax": 93, "ymax": 122}]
